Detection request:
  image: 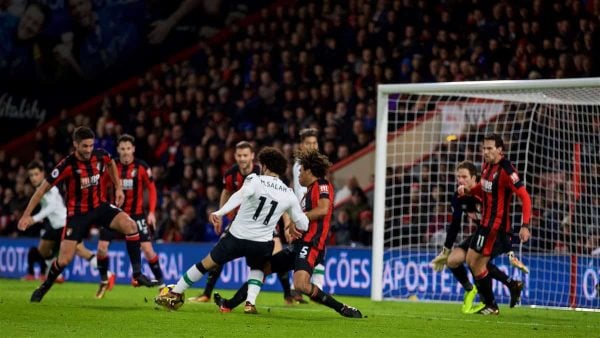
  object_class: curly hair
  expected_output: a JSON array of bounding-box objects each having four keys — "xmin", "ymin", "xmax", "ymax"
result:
[
  {"xmin": 258, "ymin": 147, "xmax": 287, "ymax": 177},
  {"xmin": 296, "ymin": 149, "xmax": 331, "ymax": 178}
]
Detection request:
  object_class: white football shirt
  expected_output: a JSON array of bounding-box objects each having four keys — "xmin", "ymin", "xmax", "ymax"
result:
[
  {"xmin": 32, "ymin": 186, "xmax": 67, "ymax": 229},
  {"xmin": 292, "ymin": 160, "xmax": 306, "ymax": 204},
  {"xmin": 215, "ymin": 173, "xmax": 308, "ymax": 242}
]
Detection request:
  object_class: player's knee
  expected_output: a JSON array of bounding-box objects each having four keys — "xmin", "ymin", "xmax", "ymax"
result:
[
  {"xmin": 120, "ymin": 217, "xmax": 137, "ymax": 233},
  {"xmin": 447, "ymin": 256, "xmax": 460, "ymax": 268},
  {"xmin": 57, "ymin": 253, "xmax": 74, "ymax": 267},
  {"xmin": 293, "ymin": 279, "xmax": 311, "ymax": 294}
]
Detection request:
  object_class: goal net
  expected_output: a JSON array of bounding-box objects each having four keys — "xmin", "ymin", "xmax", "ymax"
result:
[{"xmin": 372, "ymin": 78, "xmax": 600, "ymax": 309}]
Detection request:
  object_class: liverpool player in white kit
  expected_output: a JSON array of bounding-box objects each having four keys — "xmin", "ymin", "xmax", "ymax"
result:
[{"xmin": 155, "ymin": 147, "xmax": 309, "ymax": 311}]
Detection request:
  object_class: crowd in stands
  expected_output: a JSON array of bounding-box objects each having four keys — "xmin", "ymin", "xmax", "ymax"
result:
[{"xmin": 1, "ymin": 0, "xmax": 599, "ymax": 252}]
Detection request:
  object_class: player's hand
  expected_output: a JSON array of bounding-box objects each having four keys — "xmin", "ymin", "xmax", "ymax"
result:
[
  {"xmin": 115, "ymin": 189, "xmax": 125, "ymax": 207},
  {"xmin": 17, "ymin": 216, "xmax": 33, "ymax": 231},
  {"xmin": 430, "ymin": 247, "xmax": 450, "ymax": 271},
  {"xmin": 519, "ymin": 225, "xmax": 530, "ymax": 243},
  {"xmin": 146, "ymin": 212, "xmax": 156, "ymax": 229},
  {"xmin": 457, "ymin": 185, "xmax": 467, "ymax": 196},
  {"xmin": 210, "ymin": 213, "xmax": 222, "ymax": 234},
  {"xmin": 287, "ymin": 222, "xmax": 302, "ymax": 240}
]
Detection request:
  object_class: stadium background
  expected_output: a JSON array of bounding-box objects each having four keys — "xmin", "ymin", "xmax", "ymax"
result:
[{"xmin": 1, "ymin": 0, "xmax": 599, "ymax": 308}]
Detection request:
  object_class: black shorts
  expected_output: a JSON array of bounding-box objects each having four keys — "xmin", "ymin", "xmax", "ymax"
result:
[
  {"xmin": 99, "ymin": 215, "xmax": 152, "ymax": 242},
  {"xmin": 270, "ymin": 247, "xmax": 296, "ymax": 273},
  {"xmin": 64, "ymin": 203, "xmax": 122, "ymax": 242},
  {"xmin": 468, "ymin": 226, "xmax": 512, "ymax": 257},
  {"xmin": 40, "ymin": 223, "xmax": 63, "ymax": 243},
  {"xmin": 209, "ymin": 232, "xmax": 274, "ymax": 269},
  {"xmin": 459, "ymin": 232, "xmax": 512, "ymax": 258},
  {"xmin": 292, "ymin": 241, "xmax": 324, "ymax": 274}
]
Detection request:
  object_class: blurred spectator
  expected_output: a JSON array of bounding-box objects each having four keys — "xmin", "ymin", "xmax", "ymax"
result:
[{"xmin": 331, "ymin": 209, "xmax": 352, "ymax": 246}]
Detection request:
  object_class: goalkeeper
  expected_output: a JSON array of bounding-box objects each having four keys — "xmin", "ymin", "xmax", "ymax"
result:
[{"xmin": 430, "ymin": 161, "xmax": 528, "ymax": 313}]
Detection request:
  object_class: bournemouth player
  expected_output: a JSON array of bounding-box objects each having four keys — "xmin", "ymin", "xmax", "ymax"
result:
[
  {"xmin": 188, "ymin": 141, "xmax": 260, "ymax": 303},
  {"xmin": 460, "ymin": 134, "xmax": 532, "ymax": 315},
  {"xmin": 430, "ymin": 160, "xmax": 527, "ymax": 313},
  {"xmin": 95, "ymin": 134, "xmax": 163, "ymax": 298},
  {"xmin": 292, "ymin": 128, "xmax": 325, "ymax": 293},
  {"xmin": 21, "ymin": 161, "xmax": 99, "ymax": 282},
  {"xmin": 18, "ymin": 126, "xmax": 154, "ymax": 302},
  {"xmin": 154, "ymin": 147, "xmax": 309, "ymax": 311},
  {"xmin": 214, "ymin": 149, "xmax": 362, "ymax": 318}
]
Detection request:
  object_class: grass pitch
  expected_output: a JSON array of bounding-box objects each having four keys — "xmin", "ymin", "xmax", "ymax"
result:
[{"xmin": 0, "ymin": 279, "xmax": 597, "ymax": 337}]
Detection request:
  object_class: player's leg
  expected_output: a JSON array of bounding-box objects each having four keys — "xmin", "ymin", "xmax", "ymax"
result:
[
  {"xmin": 312, "ymin": 263, "xmax": 325, "ymax": 289},
  {"xmin": 189, "ymin": 266, "xmax": 223, "ymax": 302},
  {"xmin": 24, "ymin": 246, "xmax": 43, "ymax": 279},
  {"xmin": 30, "ymin": 239, "xmax": 77, "ymax": 302},
  {"xmin": 242, "ymin": 240, "xmax": 275, "ymax": 314},
  {"xmin": 95, "ymin": 230, "xmax": 115, "ymax": 299},
  {"xmin": 141, "ymin": 242, "xmax": 164, "ymax": 285},
  {"xmin": 447, "ymin": 246, "xmax": 480, "ymax": 313},
  {"xmin": 134, "ymin": 216, "xmax": 164, "ymax": 285},
  {"xmin": 466, "ymin": 249, "xmax": 496, "ymax": 313},
  {"xmin": 489, "ymin": 235, "xmax": 523, "ymax": 308},
  {"xmin": 190, "ymin": 231, "xmax": 228, "ymax": 302},
  {"xmin": 214, "ymin": 248, "xmax": 293, "ymax": 312},
  {"xmin": 156, "ymin": 234, "xmax": 239, "ymax": 310},
  {"xmin": 75, "ymin": 241, "xmax": 97, "ymax": 269},
  {"xmin": 292, "ymin": 243, "xmax": 362, "ymax": 318},
  {"xmin": 104, "ymin": 205, "xmax": 152, "ymax": 286},
  {"xmin": 271, "ymin": 236, "xmax": 293, "ymax": 304},
  {"xmin": 24, "ymin": 239, "xmax": 53, "ymax": 279}
]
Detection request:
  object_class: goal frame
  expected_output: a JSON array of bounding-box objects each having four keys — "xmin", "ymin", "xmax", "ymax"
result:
[{"xmin": 372, "ymin": 77, "xmax": 600, "ymax": 301}]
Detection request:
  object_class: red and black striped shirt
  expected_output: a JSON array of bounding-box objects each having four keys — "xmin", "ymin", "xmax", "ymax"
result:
[
  {"xmin": 116, "ymin": 159, "xmax": 156, "ymax": 216},
  {"xmin": 471, "ymin": 157, "xmax": 525, "ymax": 233},
  {"xmin": 302, "ymin": 178, "xmax": 334, "ymax": 250},
  {"xmin": 223, "ymin": 163, "xmax": 261, "ymax": 193},
  {"xmin": 46, "ymin": 149, "xmax": 112, "ymax": 217}
]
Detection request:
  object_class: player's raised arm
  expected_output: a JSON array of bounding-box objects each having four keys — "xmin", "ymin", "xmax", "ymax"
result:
[{"xmin": 18, "ymin": 180, "xmax": 52, "ymax": 230}]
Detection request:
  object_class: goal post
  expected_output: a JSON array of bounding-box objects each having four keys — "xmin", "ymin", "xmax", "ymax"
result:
[{"xmin": 372, "ymin": 78, "xmax": 600, "ymax": 309}]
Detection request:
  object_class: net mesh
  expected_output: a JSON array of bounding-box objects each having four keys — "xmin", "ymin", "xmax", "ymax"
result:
[{"xmin": 379, "ymin": 85, "xmax": 600, "ymax": 308}]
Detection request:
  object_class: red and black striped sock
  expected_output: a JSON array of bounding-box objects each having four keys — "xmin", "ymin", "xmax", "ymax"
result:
[
  {"xmin": 97, "ymin": 254, "xmax": 109, "ymax": 281},
  {"xmin": 308, "ymin": 284, "xmax": 343, "ymax": 312},
  {"xmin": 147, "ymin": 255, "xmax": 163, "ymax": 281},
  {"xmin": 203, "ymin": 265, "xmax": 223, "ymax": 297},
  {"xmin": 474, "ymin": 270, "xmax": 496, "ymax": 307},
  {"xmin": 125, "ymin": 233, "xmax": 142, "ymax": 275},
  {"xmin": 44, "ymin": 260, "xmax": 64, "ymax": 287}
]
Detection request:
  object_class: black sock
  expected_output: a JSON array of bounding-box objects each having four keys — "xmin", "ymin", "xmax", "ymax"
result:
[
  {"xmin": 226, "ymin": 282, "xmax": 249, "ymax": 309},
  {"xmin": 474, "ymin": 271, "xmax": 496, "ymax": 307},
  {"xmin": 278, "ymin": 271, "xmax": 292, "ymax": 298},
  {"xmin": 306, "ymin": 284, "xmax": 343, "ymax": 312},
  {"xmin": 27, "ymin": 247, "xmax": 44, "ymax": 275},
  {"xmin": 148, "ymin": 255, "xmax": 163, "ymax": 281},
  {"xmin": 125, "ymin": 233, "xmax": 142, "ymax": 275},
  {"xmin": 449, "ymin": 265, "xmax": 473, "ymax": 291},
  {"xmin": 97, "ymin": 254, "xmax": 109, "ymax": 281},
  {"xmin": 487, "ymin": 262, "xmax": 511, "ymax": 288},
  {"xmin": 203, "ymin": 265, "xmax": 223, "ymax": 297},
  {"xmin": 43, "ymin": 260, "xmax": 65, "ymax": 289}
]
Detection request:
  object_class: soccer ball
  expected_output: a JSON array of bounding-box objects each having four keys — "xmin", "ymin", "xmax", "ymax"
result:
[{"xmin": 156, "ymin": 284, "xmax": 184, "ymax": 310}]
